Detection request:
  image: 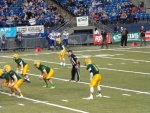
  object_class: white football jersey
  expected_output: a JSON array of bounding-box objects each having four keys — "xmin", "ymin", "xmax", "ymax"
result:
[
  {"xmin": 63, "ymin": 32, "xmax": 69, "ymax": 39},
  {"xmin": 49, "ymin": 32, "xmax": 55, "ymax": 40}
]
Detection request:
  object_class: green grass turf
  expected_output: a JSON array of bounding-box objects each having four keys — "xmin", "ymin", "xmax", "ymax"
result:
[{"xmin": 0, "ymin": 45, "xmax": 150, "ymax": 113}]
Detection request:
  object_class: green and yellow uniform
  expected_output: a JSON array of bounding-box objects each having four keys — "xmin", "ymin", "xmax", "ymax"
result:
[
  {"xmin": 87, "ymin": 64, "xmax": 102, "ymax": 88},
  {"xmin": 37, "ymin": 64, "xmax": 54, "ymax": 79},
  {"xmin": 14, "ymin": 58, "xmax": 28, "ymax": 75},
  {"xmin": 0, "ymin": 72, "xmax": 10, "ymax": 87},
  {"xmin": 58, "ymin": 42, "xmax": 66, "ymax": 59},
  {"xmin": 7, "ymin": 70, "xmax": 23, "ymax": 89}
]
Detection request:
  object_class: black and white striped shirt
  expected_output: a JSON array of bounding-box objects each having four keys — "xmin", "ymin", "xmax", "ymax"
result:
[{"xmin": 69, "ymin": 54, "xmax": 78, "ymax": 66}]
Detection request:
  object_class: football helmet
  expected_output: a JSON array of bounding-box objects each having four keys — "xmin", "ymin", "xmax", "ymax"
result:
[
  {"xmin": 34, "ymin": 61, "xmax": 40, "ymax": 68},
  {"xmin": 13, "ymin": 54, "xmax": 19, "ymax": 60},
  {"xmin": 0, "ymin": 69, "xmax": 3, "ymax": 76},
  {"xmin": 56, "ymin": 39, "xmax": 61, "ymax": 44},
  {"xmin": 85, "ymin": 58, "xmax": 92, "ymax": 66},
  {"xmin": 4, "ymin": 65, "xmax": 11, "ymax": 73}
]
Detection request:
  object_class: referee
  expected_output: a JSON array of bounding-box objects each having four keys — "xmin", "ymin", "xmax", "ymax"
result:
[{"xmin": 67, "ymin": 50, "xmax": 81, "ymax": 82}]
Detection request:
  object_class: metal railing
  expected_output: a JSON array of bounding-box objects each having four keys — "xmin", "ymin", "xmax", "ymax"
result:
[{"xmin": 0, "ymin": 34, "xmax": 95, "ymax": 50}]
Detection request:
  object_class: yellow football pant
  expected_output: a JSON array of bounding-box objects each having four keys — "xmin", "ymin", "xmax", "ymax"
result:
[
  {"xmin": 13, "ymin": 79, "xmax": 23, "ymax": 89},
  {"xmin": 44, "ymin": 68, "xmax": 54, "ymax": 79},
  {"xmin": 58, "ymin": 49, "xmax": 66, "ymax": 59},
  {"xmin": 4, "ymin": 80, "xmax": 9, "ymax": 87},
  {"xmin": 90, "ymin": 74, "xmax": 102, "ymax": 88},
  {"xmin": 22, "ymin": 64, "xmax": 28, "ymax": 75}
]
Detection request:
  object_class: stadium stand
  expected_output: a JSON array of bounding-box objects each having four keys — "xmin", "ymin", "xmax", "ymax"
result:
[
  {"xmin": 0, "ymin": 0, "xmax": 65, "ymax": 27},
  {"xmin": 56, "ymin": 0, "xmax": 150, "ymax": 25}
]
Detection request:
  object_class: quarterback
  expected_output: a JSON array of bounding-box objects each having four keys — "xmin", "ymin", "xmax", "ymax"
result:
[
  {"xmin": 56, "ymin": 39, "xmax": 66, "ymax": 66},
  {"xmin": 13, "ymin": 54, "xmax": 31, "ymax": 83},
  {"xmin": 84, "ymin": 58, "xmax": 102, "ymax": 100},
  {"xmin": 4, "ymin": 65, "xmax": 23, "ymax": 97},
  {"xmin": 34, "ymin": 61, "xmax": 55, "ymax": 89}
]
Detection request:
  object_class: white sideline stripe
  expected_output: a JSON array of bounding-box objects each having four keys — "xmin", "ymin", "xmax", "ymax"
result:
[
  {"xmin": 0, "ymin": 62, "xmax": 6, "ymax": 64},
  {"xmin": 62, "ymin": 100, "xmax": 69, "ymax": 102},
  {"xmin": 99, "ymin": 56, "xmax": 150, "ymax": 63},
  {"xmin": 1, "ymin": 56, "xmax": 150, "ymax": 76},
  {"xmin": 0, "ymin": 106, "xmax": 2, "ymax": 108},
  {"xmin": 122, "ymin": 94, "xmax": 131, "ymax": 96},
  {"xmin": 103, "ymin": 96, "xmax": 111, "ymax": 98},
  {"xmin": 27, "ymin": 73, "xmax": 150, "ymax": 95},
  {"xmin": 18, "ymin": 103, "xmax": 25, "ymax": 106},
  {"xmin": 0, "ymin": 91, "xmax": 89, "ymax": 113}
]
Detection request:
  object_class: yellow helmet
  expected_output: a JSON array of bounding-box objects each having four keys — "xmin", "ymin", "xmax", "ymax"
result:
[
  {"xmin": 0, "ymin": 69, "xmax": 3, "ymax": 76},
  {"xmin": 13, "ymin": 54, "xmax": 19, "ymax": 60},
  {"xmin": 56, "ymin": 39, "xmax": 61, "ymax": 44},
  {"xmin": 85, "ymin": 58, "xmax": 92, "ymax": 66},
  {"xmin": 4, "ymin": 65, "xmax": 11, "ymax": 73},
  {"xmin": 34, "ymin": 61, "xmax": 41, "ymax": 68}
]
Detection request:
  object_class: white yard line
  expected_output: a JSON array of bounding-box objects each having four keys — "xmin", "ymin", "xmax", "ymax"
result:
[
  {"xmin": 1, "ymin": 56, "xmax": 150, "ymax": 76},
  {"xmin": 0, "ymin": 91, "xmax": 89, "ymax": 113},
  {"xmin": 27, "ymin": 73, "xmax": 150, "ymax": 95}
]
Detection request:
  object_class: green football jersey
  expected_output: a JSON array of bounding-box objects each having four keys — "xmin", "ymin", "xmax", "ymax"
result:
[
  {"xmin": 14, "ymin": 58, "xmax": 27, "ymax": 67},
  {"xmin": 87, "ymin": 64, "xmax": 99, "ymax": 75},
  {"xmin": 0, "ymin": 72, "xmax": 10, "ymax": 81},
  {"xmin": 38, "ymin": 64, "xmax": 51, "ymax": 73},
  {"xmin": 59, "ymin": 43, "xmax": 64, "ymax": 50},
  {"xmin": 8, "ymin": 70, "xmax": 22, "ymax": 80}
]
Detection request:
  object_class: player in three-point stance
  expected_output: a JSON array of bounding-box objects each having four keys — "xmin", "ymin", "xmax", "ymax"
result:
[
  {"xmin": 13, "ymin": 54, "xmax": 31, "ymax": 83},
  {"xmin": 34, "ymin": 61, "xmax": 55, "ymax": 89}
]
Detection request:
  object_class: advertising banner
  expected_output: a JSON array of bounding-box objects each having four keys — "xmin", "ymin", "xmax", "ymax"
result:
[
  {"xmin": 145, "ymin": 31, "xmax": 150, "ymax": 41},
  {"xmin": 93, "ymin": 33, "xmax": 111, "ymax": 45},
  {"xmin": 76, "ymin": 16, "xmax": 88, "ymax": 26},
  {"xmin": 0, "ymin": 27, "xmax": 16, "ymax": 38},
  {"xmin": 17, "ymin": 25, "xmax": 44, "ymax": 34},
  {"xmin": 111, "ymin": 32, "xmax": 140, "ymax": 43}
]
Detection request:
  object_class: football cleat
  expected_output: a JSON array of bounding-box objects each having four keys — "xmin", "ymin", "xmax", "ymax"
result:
[
  {"xmin": 60, "ymin": 62, "xmax": 63, "ymax": 66},
  {"xmin": 50, "ymin": 86, "xmax": 55, "ymax": 89},
  {"xmin": 83, "ymin": 96, "xmax": 93, "ymax": 100},
  {"xmin": 43, "ymin": 85, "xmax": 49, "ymax": 88}
]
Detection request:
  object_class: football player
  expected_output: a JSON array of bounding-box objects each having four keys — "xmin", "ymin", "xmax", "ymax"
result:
[
  {"xmin": 3, "ymin": 65, "xmax": 23, "ymax": 97},
  {"xmin": 55, "ymin": 30, "xmax": 61, "ymax": 50},
  {"xmin": 34, "ymin": 61, "xmax": 55, "ymax": 89},
  {"xmin": 83, "ymin": 58, "xmax": 102, "ymax": 100},
  {"xmin": 0, "ymin": 69, "xmax": 10, "ymax": 89},
  {"xmin": 49, "ymin": 30, "xmax": 55, "ymax": 51},
  {"xmin": 62, "ymin": 30, "xmax": 69, "ymax": 49},
  {"xmin": 56, "ymin": 39, "xmax": 66, "ymax": 66},
  {"xmin": 13, "ymin": 54, "xmax": 31, "ymax": 83}
]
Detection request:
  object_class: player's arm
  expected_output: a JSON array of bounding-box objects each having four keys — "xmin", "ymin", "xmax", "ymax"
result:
[
  {"xmin": 41, "ymin": 69, "xmax": 47, "ymax": 78},
  {"xmin": 8, "ymin": 74, "xmax": 17, "ymax": 87},
  {"xmin": 19, "ymin": 61, "xmax": 23, "ymax": 70},
  {"xmin": 88, "ymin": 67, "xmax": 93, "ymax": 81},
  {"xmin": 0, "ymin": 79, "xmax": 5, "ymax": 86}
]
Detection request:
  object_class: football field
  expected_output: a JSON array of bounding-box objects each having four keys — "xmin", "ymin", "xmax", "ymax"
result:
[{"xmin": 0, "ymin": 44, "xmax": 150, "ymax": 113}]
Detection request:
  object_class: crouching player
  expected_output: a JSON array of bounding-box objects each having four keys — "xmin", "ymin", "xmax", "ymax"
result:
[
  {"xmin": 13, "ymin": 54, "xmax": 31, "ymax": 83},
  {"xmin": 56, "ymin": 39, "xmax": 66, "ymax": 66},
  {"xmin": 34, "ymin": 61, "xmax": 55, "ymax": 89},
  {"xmin": 3, "ymin": 65, "xmax": 23, "ymax": 97},
  {"xmin": 0, "ymin": 69, "xmax": 10, "ymax": 89},
  {"xmin": 83, "ymin": 58, "xmax": 102, "ymax": 100}
]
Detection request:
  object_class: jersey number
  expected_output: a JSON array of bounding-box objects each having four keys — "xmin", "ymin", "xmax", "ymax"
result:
[{"xmin": 93, "ymin": 64, "xmax": 98, "ymax": 71}]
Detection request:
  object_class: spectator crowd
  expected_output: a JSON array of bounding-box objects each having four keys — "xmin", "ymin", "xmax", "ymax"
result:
[{"xmin": 0, "ymin": 0, "xmax": 65, "ymax": 27}]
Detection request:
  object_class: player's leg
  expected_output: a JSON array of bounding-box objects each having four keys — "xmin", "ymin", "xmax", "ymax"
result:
[
  {"xmin": 46, "ymin": 69, "xmax": 55, "ymax": 89},
  {"xmin": 22, "ymin": 64, "xmax": 30, "ymax": 83},
  {"xmin": 43, "ymin": 78, "xmax": 49, "ymax": 87},
  {"xmin": 76, "ymin": 63, "xmax": 81, "ymax": 82},
  {"xmin": 71, "ymin": 66, "xmax": 75, "ymax": 81},
  {"xmin": 13, "ymin": 79, "xmax": 23, "ymax": 97},
  {"xmin": 95, "ymin": 74, "xmax": 102, "ymax": 97},
  {"xmin": 61, "ymin": 50, "xmax": 66, "ymax": 66}
]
